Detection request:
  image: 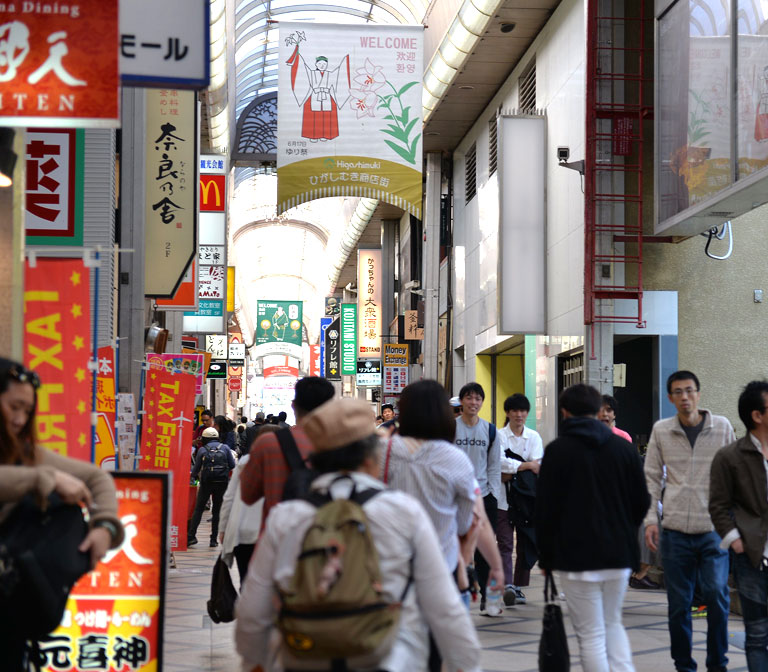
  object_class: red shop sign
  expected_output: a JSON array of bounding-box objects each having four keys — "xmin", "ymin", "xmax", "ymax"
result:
[{"xmin": 0, "ymin": 0, "xmax": 119, "ymax": 127}]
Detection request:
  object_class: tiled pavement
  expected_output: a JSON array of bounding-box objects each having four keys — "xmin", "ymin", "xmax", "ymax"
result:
[{"xmin": 165, "ymin": 520, "xmax": 749, "ymax": 671}]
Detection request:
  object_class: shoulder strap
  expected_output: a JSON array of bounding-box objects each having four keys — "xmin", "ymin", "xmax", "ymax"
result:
[
  {"xmin": 276, "ymin": 428, "xmax": 305, "ymax": 473},
  {"xmin": 488, "ymin": 423, "xmax": 496, "ymax": 453},
  {"xmin": 383, "ymin": 436, "xmax": 394, "ymax": 484}
]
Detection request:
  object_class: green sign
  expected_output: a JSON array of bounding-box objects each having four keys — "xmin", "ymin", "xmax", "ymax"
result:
[
  {"xmin": 256, "ymin": 300, "xmax": 304, "ymax": 346},
  {"xmin": 341, "ymin": 303, "xmax": 357, "ymax": 376}
]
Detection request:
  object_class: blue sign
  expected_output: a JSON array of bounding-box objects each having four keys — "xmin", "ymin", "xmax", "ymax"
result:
[
  {"xmin": 319, "ymin": 316, "xmax": 332, "ymax": 377},
  {"xmin": 184, "ymin": 299, "xmax": 223, "ymax": 318}
]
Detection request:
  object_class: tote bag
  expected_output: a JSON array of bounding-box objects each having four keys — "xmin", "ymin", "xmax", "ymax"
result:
[
  {"xmin": 207, "ymin": 555, "xmax": 237, "ymax": 623},
  {"xmin": 538, "ymin": 571, "xmax": 570, "ymax": 672}
]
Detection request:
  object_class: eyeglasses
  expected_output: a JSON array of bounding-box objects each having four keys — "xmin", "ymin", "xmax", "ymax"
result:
[
  {"xmin": 670, "ymin": 387, "xmax": 698, "ymax": 397},
  {"xmin": 8, "ymin": 365, "xmax": 41, "ymax": 389}
]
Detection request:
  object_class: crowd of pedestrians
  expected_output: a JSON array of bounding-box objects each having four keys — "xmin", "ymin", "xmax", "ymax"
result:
[{"xmin": 6, "ymin": 356, "xmax": 768, "ymax": 672}]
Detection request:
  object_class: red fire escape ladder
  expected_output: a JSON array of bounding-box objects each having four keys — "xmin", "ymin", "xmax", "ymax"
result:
[{"xmin": 584, "ymin": 0, "xmax": 653, "ymax": 328}]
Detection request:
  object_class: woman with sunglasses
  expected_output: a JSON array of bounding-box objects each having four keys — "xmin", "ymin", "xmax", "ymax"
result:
[{"xmin": 0, "ymin": 357, "xmax": 124, "ymax": 667}]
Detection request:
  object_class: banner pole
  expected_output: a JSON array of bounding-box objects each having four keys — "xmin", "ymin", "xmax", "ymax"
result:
[
  {"xmin": 90, "ymin": 250, "xmax": 100, "ymax": 464},
  {"xmin": 133, "ymin": 364, "xmax": 146, "ymax": 471}
]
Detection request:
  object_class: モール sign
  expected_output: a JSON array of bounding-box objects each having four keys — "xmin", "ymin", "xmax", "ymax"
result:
[
  {"xmin": 144, "ymin": 89, "xmax": 198, "ymax": 298},
  {"xmin": 25, "ymin": 128, "xmax": 84, "ymax": 245},
  {"xmin": 0, "ymin": 0, "xmax": 119, "ymax": 127},
  {"xmin": 120, "ymin": 0, "xmax": 209, "ymax": 89},
  {"xmin": 42, "ymin": 472, "xmax": 169, "ymax": 672}
]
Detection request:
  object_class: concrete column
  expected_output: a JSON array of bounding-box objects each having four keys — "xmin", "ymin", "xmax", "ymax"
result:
[
  {"xmin": 584, "ymin": 322, "xmax": 614, "ymax": 393},
  {"xmin": 423, "ymin": 152, "xmax": 441, "ymax": 379},
  {"xmin": 117, "ymin": 88, "xmax": 147, "ymax": 397}
]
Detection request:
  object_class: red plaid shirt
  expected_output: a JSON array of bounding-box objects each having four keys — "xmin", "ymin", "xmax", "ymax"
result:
[{"xmin": 240, "ymin": 425, "xmax": 315, "ymax": 527}]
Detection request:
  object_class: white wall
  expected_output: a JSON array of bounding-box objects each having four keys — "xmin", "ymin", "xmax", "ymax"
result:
[{"xmin": 451, "ymin": 0, "xmax": 586, "ymax": 403}]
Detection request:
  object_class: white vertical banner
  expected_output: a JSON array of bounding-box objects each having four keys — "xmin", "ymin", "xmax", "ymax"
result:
[
  {"xmin": 277, "ymin": 21, "xmax": 423, "ymax": 217},
  {"xmin": 357, "ymin": 248, "xmax": 382, "ymax": 359},
  {"xmin": 498, "ymin": 115, "xmax": 547, "ymax": 334}
]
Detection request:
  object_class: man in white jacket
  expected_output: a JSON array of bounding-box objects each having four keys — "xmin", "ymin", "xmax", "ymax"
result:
[{"xmin": 235, "ymin": 398, "xmax": 482, "ymax": 672}]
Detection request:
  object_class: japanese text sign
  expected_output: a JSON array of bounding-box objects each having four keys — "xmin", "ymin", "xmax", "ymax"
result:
[
  {"xmin": 357, "ymin": 249, "xmax": 381, "ymax": 358},
  {"xmin": 404, "ymin": 309, "xmax": 423, "ymax": 340},
  {"xmin": 0, "ymin": 0, "xmax": 119, "ymax": 127},
  {"xmin": 341, "ymin": 302, "xmax": 357, "ymax": 376},
  {"xmin": 120, "ymin": 0, "xmax": 209, "ymax": 89},
  {"xmin": 277, "ymin": 21, "xmax": 423, "ymax": 216},
  {"xmin": 42, "ymin": 472, "xmax": 169, "ymax": 672},
  {"xmin": 25, "ymin": 128, "xmax": 84, "ymax": 246},
  {"xmin": 356, "ymin": 358, "xmax": 381, "ymax": 387},
  {"xmin": 138, "ymin": 367, "xmax": 195, "ymax": 551},
  {"xmin": 24, "ymin": 258, "xmax": 91, "ymax": 460},
  {"xmin": 144, "ymin": 88, "xmax": 197, "ymax": 298},
  {"xmin": 324, "ymin": 316, "xmax": 341, "ymax": 380},
  {"xmin": 95, "ymin": 345, "xmax": 117, "ymax": 469},
  {"xmin": 309, "ymin": 344, "xmax": 321, "ymax": 377}
]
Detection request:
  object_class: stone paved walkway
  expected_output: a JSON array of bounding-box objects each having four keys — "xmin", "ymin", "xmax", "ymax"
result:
[{"xmin": 164, "ymin": 520, "xmax": 748, "ymax": 671}]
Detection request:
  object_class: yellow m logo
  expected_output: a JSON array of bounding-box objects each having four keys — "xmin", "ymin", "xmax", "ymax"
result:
[{"xmin": 200, "ymin": 177, "xmax": 222, "ymax": 208}]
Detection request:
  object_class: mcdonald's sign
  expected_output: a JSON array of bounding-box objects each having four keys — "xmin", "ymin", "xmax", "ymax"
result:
[{"xmin": 200, "ymin": 175, "xmax": 226, "ymax": 212}]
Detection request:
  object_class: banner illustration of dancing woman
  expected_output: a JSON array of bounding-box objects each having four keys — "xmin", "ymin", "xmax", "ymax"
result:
[{"xmin": 285, "ymin": 31, "xmax": 350, "ymax": 141}]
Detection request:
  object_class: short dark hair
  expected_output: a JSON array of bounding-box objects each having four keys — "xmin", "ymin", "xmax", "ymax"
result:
[
  {"xmin": 294, "ymin": 377, "xmax": 335, "ymax": 415},
  {"xmin": 201, "ymin": 409, "xmax": 212, "ymax": 418},
  {"xmin": 601, "ymin": 394, "xmax": 618, "ymax": 413},
  {"xmin": 559, "ymin": 384, "xmax": 602, "ymax": 416},
  {"xmin": 278, "ymin": 411, "xmax": 287, "ymax": 422},
  {"xmin": 738, "ymin": 381, "xmax": 768, "ymax": 430},
  {"xmin": 241, "ymin": 416, "xmax": 248, "ymax": 423},
  {"xmin": 459, "ymin": 382, "xmax": 485, "ymax": 401},
  {"xmin": 381, "ymin": 403, "xmax": 394, "ymax": 412},
  {"xmin": 397, "ymin": 380, "xmax": 456, "ymax": 442},
  {"xmin": 503, "ymin": 393, "xmax": 530, "ymax": 413},
  {"xmin": 309, "ymin": 434, "xmax": 379, "ymax": 473},
  {"xmin": 667, "ymin": 370, "xmax": 700, "ymax": 394}
]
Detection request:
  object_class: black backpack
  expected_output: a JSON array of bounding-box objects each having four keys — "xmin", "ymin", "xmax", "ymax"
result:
[
  {"xmin": 0, "ymin": 493, "xmax": 91, "ymax": 640},
  {"xmin": 277, "ymin": 428, "xmax": 317, "ymax": 501},
  {"xmin": 201, "ymin": 443, "xmax": 230, "ymax": 482}
]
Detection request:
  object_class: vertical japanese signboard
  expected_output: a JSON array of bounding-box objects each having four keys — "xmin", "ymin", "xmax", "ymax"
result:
[
  {"xmin": 324, "ymin": 316, "xmax": 341, "ymax": 380},
  {"xmin": 138, "ymin": 368, "xmax": 196, "ymax": 551},
  {"xmin": 357, "ymin": 249, "xmax": 382, "ymax": 358},
  {"xmin": 182, "ymin": 155, "xmax": 227, "ymax": 333},
  {"xmin": 309, "ymin": 344, "xmax": 321, "ymax": 376},
  {"xmin": 0, "ymin": 0, "xmax": 119, "ymax": 127},
  {"xmin": 383, "ymin": 343, "xmax": 409, "ymax": 394},
  {"xmin": 341, "ymin": 303, "xmax": 357, "ymax": 376},
  {"xmin": 144, "ymin": 89, "xmax": 197, "ymax": 298},
  {"xmin": 41, "ymin": 472, "xmax": 168, "ymax": 672},
  {"xmin": 277, "ymin": 22, "xmax": 423, "ymax": 217},
  {"xmin": 95, "ymin": 346, "xmax": 117, "ymax": 469},
  {"xmin": 24, "ymin": 258, "xmax": 91, "ymax": 460},
  {"xmin": 25, "ymin": 129, "xmax": 85, "ymax": 246},
  {"xmin": 319, "ymin": 316, "xmax": 332, "ymax": 379}
]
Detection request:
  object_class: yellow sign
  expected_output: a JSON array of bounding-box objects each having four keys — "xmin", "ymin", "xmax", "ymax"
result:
[
  {"xmin": 384, "ymin": 343, "xmax": 409, "ymax": 366},
  {"xmin": 227, "ymin": 266, "xmax": 236, "ymax": 312}
]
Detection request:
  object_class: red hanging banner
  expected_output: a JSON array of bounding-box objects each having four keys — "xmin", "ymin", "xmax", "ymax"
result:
[
  {"xmin": 95, "ymin": 345, "xmax": 117, "ymax": 469},
  {"xmin": 24, "ymin": 258, "xmax": 91, "ymax": 460},
  {"xmin": 138, "ymin": 368, "xmax": 195, "ymax": 551}
]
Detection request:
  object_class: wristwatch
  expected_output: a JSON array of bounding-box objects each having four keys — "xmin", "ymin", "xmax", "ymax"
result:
[{"xmin": 92, "ymin": 519, "xmax": 119, "ymax": 542}]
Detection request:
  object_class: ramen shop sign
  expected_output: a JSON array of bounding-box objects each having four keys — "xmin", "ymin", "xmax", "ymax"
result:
[{"xmin": 0, "ymin": 0, "xmax": 119, "ymax": 127}]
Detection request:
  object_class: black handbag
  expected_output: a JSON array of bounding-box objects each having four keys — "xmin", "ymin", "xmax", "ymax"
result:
[
  {"xmin": 539, "ymin": 572, "xmax": 570, "ymax": 672},
  {"xmin": 0, "ymin": 493, "xmax": 91, "ymax": 640},
  {"xmin": 207, "ymin": 554, "xmax": 237, "ymax": 623}
]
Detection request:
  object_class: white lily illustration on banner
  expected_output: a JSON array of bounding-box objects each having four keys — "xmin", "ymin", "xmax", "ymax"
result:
[
  {"xmin": 349, "ymin": 88, "xmax": 378, "ymax": 118},
  {"xmin": 353, "ymin": 58, "xmax": 386, "ymax": 92}
]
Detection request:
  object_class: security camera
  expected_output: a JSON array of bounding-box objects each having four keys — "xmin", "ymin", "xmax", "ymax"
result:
[{"xmin": 557, "ymin": 146, "xmax": 570, "ymax": 163}]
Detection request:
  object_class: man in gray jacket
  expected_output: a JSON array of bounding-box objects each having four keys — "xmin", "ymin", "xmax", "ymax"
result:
[
  {"xmin": 644, "ymin": 370, "xmax": 735, "ymax": 672},
  {"xmin": 710, "ymin": 380, "xmax": 768, "ymax": 672}
]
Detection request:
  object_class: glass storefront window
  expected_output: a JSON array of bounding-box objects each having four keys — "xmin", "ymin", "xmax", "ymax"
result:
[
  {"xmin": 737, "ymin": 1, "xmax": 768, "ymax": 178},
  {"xmin": 658, "ymin": 0, "xmax": 732, "ymax": 222}
]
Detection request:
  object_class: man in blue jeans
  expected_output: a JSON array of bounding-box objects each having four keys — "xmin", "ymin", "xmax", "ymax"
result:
[
  {"xmin": 710, "ymin": 381, "xmax": 768, "ymax": 672},
  {"xmin": 644, "ymin": 370, "xmax": 735, "ymax": 672}
]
